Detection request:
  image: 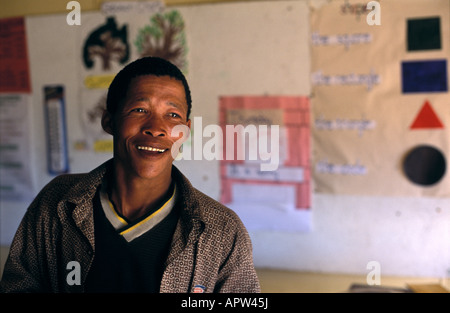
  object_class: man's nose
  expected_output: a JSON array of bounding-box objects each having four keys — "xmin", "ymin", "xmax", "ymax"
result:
[{"xmin": 142, "ymin": 117, "xmax": 166, "ymax": 137}]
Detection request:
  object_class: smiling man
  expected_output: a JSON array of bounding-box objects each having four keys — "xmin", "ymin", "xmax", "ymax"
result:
[{"xmin": 0, "ymin": 57, "xmax": 260, "ymax": 293}]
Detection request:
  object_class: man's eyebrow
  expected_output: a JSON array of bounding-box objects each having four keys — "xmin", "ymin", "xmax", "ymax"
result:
[
  {"xmin": 128, "ymin": 96, "xmax": 149, "ymax": 102},
  {"xmin": 166, "ymin": 101, "xmax": 185, "ymax": 110},
  {"xmin": 125, "ymin": 97, "xmax": 186, "ymax": 111}
]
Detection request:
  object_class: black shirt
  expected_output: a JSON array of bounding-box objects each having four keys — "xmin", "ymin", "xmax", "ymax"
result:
[{"xmin": 84, "ymin": 188, "xmax": 180, "ymax": 293}]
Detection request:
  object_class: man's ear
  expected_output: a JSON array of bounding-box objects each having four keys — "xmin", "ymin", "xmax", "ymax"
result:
[{"xmin": 101, "ymin": 110, "xmax": 114, "ymax": 135}]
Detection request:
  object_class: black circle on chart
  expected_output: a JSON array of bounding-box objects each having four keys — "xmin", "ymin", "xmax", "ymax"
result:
[{"xmin": 403, "ymin": 145, "xmax": 446, "ymax": 186}]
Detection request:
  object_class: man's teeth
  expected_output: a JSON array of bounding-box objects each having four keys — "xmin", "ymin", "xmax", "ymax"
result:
[{"xmin": 137, "ymin": 146, "xmax": 166, "ymax": 153}]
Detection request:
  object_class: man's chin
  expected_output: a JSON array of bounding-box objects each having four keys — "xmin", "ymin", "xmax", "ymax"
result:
[{"xmin": 134, "ymin": 159, "xmax": 173, "ymax": 180}]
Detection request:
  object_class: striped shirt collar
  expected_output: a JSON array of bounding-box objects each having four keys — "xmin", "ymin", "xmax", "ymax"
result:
[{"xmin": 99, "ymin": 181, "xmax": 177, "ymax": 242}]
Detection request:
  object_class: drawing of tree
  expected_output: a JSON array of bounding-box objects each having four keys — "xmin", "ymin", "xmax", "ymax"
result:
[
  {"xmin": 83, "ymin": 17, "xmax": 130, "ymax": 71},
  {"xmin": 134, "ymin": 10, "xmax": 188, "ymax": 71}
]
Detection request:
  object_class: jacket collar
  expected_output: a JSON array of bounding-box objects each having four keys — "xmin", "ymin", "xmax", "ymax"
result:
[
  {"xmin": 165, "ymin": 165, "xmax": 205, "ymax": 265},
  {"xmin": 171, "ymin": 166, "xmax": 203, "ymax": 220},
  {"xmin": 64, "ymin": 159, "xmax": 206, "ymax": 250},
  {"xmin": 61, "ymin": 160, "xmax": 111, "ymax": 247}
]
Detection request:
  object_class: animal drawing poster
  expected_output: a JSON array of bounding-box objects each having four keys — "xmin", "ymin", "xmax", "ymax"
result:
[
  {"xmin": 75, "ymin": 7, "xmax": 188, "ymax": 153},
  {"xmin": 310, "ymin": 0, "xmax": 450, "ymax": 197}
]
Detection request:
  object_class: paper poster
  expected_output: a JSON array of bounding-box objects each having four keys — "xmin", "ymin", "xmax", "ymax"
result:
[
  {"xmin": 0, "ymin": 17, "xmax": 31, "ymax": 93},
  {"xmin": 219, "ymin": 96, "xmax": 311, "ymax": 232},
  {"xmin": 310, "ymin": 0, "xmax": 450, "ymax": 197},
  {"xmin": 75, "ymin": 7, "xmax": 188, "ymax": 154},
  {"xmin": 77, "ymin": 14, "xmax": 131, "ymax": 153},
  {"xmin": 134, "ymin": 10, "xmax": 188, "ymax": 72},
  {"xmin": 0, "ymin": 94, "xmax": 34, "ymax": 201}
]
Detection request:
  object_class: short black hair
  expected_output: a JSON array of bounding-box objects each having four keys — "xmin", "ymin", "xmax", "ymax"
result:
[{"xmin": 106, "ymin": 57, "xmax": 192, "ymax": 118}]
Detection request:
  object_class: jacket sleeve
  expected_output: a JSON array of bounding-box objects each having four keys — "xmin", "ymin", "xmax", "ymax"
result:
[
  {"xmin": 0, "ymin": 179, "xmax": 63, "ymax": 293},
  {"xmin": 0, "ymin": 200, "xmax": 48, "ymax": 292},
  {"xmin": 214, "ymin": 216, "xmax": 261, "ymax": 293}
]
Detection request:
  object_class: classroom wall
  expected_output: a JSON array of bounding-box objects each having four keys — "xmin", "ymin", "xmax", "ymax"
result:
[{"xmin": 1, "ymin": 0, "xmax": 449, "ymax": 280}]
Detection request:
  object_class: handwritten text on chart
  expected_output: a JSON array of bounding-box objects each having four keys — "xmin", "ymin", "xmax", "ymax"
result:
[
  {"xmin": 315, "ymin": 159, "xmax": 367, "ymax": 176},
  {"xmin": 226, "ymin": 163, "xmax": 304, "ymax": 183},
  {"xmin": 311, "ymin": 69, "xmax": 380, "ymax": 91},
  {"xmin": 311, "ymin": 32, "xmax": 372, "ymax": 49},
  {"xmin": 315, "ymin": 116, "xmax": 376, "ymax": 137}
]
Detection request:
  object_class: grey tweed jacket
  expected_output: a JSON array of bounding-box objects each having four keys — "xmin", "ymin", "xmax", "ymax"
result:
[{"xmin": 0, "ymin": 160, "xmax": 260, "ymax": 293}]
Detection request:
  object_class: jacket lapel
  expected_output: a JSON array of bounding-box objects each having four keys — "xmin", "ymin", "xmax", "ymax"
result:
[
  {"xmin": 68, "ymin": 162, "xmax": 109, "ymax": 246},
  {"xmin": 160, "ymin": 166, "xmax": 205, "ymax": 292}
]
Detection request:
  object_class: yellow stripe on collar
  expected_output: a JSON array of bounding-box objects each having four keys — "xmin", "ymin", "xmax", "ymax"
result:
[{"xmin": 120, "ymin": 185, "xmax": 177, "ymax": 236}]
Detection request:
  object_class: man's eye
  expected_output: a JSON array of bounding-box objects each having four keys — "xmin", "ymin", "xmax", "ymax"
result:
[
  {"xmin": 169, "ymin": 112, "xmax": 180, "ymax": 118},
  {"xmin": 131, "ymin": 108, "xmax": 146, "ymax": 113}
]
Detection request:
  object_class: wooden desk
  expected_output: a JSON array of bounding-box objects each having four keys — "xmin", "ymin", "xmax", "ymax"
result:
[{"xmin": 256, "ymin": 268, "xmax": 448, "ymax": 293}]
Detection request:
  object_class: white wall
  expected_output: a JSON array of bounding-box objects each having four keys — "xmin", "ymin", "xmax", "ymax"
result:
[{"xmin": 1, "ymin": 0, "xmax": 449, "ymax": 279}]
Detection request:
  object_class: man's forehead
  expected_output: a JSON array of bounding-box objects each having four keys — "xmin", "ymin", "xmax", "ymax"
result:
[
  {"xmin": 127, "ymin": 75, "xmax": 184, "ymax": 93},
  {"xmin": 129, "ymin": 74, "xmax": 183, "ymax": 85}
]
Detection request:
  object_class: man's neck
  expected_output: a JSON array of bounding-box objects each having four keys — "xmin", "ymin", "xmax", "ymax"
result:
[{"xmin": 108, "ymin": 166, "xmax": 173, "ymax": 222}]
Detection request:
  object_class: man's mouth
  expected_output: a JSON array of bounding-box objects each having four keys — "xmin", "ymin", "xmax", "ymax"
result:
[{"xmin": 137, "ymin": 146, "xmax": 167, "ymax": 153}]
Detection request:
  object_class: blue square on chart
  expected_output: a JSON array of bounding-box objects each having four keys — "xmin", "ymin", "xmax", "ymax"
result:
[{"xmin": 402, "ymin": 60, "xmax": 448, "ymax": 93}]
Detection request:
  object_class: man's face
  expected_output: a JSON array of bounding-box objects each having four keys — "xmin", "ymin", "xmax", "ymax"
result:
[{"xmin": 102, "ymin": 75, "xmax": 191, "ymax": 181}]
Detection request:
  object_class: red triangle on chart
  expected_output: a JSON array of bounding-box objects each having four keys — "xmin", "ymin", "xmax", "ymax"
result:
[{"xmin": 410, "ymin": 101, "xmax": 444, "ymax": 129}]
